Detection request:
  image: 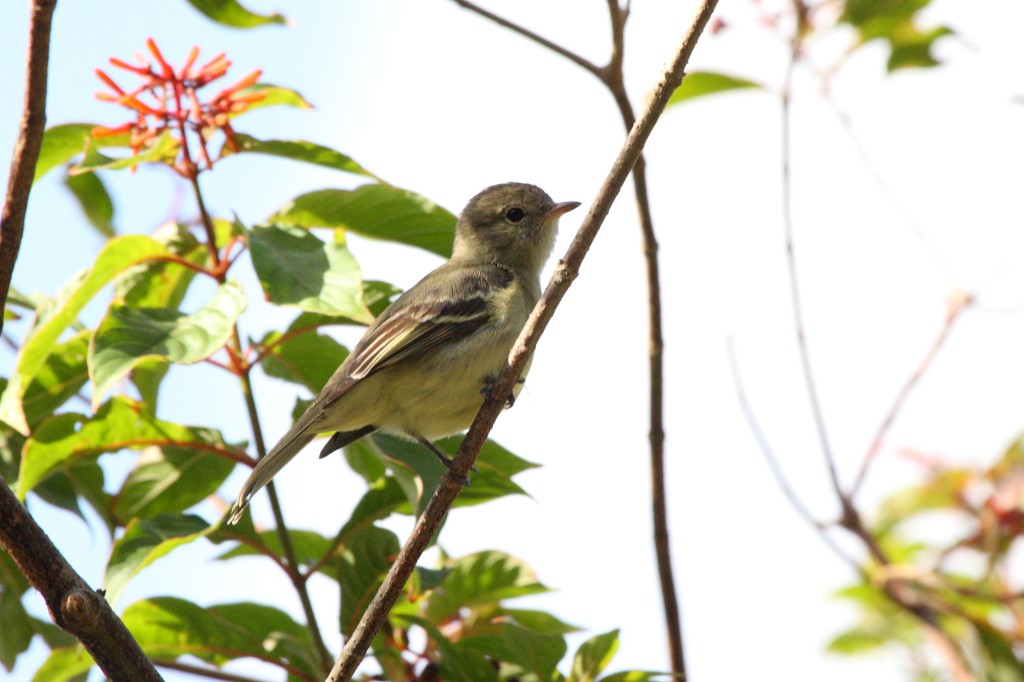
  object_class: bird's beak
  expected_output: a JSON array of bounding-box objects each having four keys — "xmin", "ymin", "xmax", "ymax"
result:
[{"xmin": 543, "ymin": 201, "xmax": 582, "ymax": 220}]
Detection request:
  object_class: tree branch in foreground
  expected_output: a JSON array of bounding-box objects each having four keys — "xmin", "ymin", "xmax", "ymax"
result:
[
  {"xmin": 327, "ymin": 0, "xmax": 720, "ymax": 678},
  {"xmin": 0, "ymin": 0, "xmax": 56, "ymax": 337}
]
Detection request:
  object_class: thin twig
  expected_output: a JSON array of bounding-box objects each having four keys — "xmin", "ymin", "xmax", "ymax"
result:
[
  {"xmin": 0, "ymin": 0, "xmax": 57, "ymax": 337},
  {"xmin": 155, "ymin": 659, "xmax": 273, "ymax": 682},
  {"xmin": 849, "ymin": 292, "xmax": 970, "ymax": 498},
  {"xmin": 450, "ymin": 0, "xmax": 685, "ymax": 674},
  {"xmin": 187, "ymin": 175, "xmax": 334, "ymax": 676},
  {"xmin": 327, "ymin": 2, "xmax": 720, "ymax": 678}
]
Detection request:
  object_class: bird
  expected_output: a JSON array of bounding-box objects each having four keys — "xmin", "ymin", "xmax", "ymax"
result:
[{"xmin": 228, "ymin": 182, "xmax": 580, "ymax": 524}]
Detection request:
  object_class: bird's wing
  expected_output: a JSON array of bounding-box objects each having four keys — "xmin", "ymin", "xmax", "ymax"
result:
[{"xmin": 319, "ymin": 263, "xmax": 514, "ymax": 404}]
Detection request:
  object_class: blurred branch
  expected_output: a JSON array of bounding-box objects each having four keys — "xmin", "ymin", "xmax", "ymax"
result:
[
  {"xmin": 0, "ymin": 0, "xmax": 57, "ymax": 336},
  {"xmin": 850, "ymin": 292, "xmax": 971, "ymax": 498},
  {"xmin": 327, "ymin": 1, "xmax": 720, "ymax": 678},
  {"xmin": 155, "ymin": 659, "xmax": 269, "ymax": 682},
  {"xmin": 449, "ymin": 0, "xmax": 684, "ymax": 674}
]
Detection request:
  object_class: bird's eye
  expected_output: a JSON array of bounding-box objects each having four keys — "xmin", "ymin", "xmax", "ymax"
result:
[{"xmin": 504, "ymin": 207, "xmax": 525, "ymax": 223}]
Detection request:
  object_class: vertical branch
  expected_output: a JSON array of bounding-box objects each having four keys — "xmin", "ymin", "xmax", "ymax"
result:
[
  {"xmin": 328, "ymin": 3, "xmax": 720, "ymax": 677},
  {"xmin": 0, "ymin": 0, "xmax": 58, "ymax": 336}
]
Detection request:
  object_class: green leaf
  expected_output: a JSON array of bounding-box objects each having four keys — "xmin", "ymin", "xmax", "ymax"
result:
[
  {"xmin": 130, "ymin": 357, "xmax": 169, "ymax": 413},
  {"xmin": 185, "ymin": 0, "xmax": 286, "ymax": 28},
  {"xmin": 33, "ymin": 460, "xmax": 113, "ymax": 532},
  {"xmin": 569, "ymin": 630, "xmax": 620, "ymax": 682},
  {"xmin": 840, "ymin": 0, "xmax": 953, "ymax": 71},
  {"xmin": 70, "ymin": 131, "xmax": 180, "ymax": 175},
  {"xmin": 31, "ymin": 647, "xmax": 94, "ymax": 682},
  {"xmin": 34, "ymin": 123, "xmax": 130, "ymax": 183},
  {"xmin": 668, "ymin": 71, "xmax": 764, "ymax": 106},
  {"xmin": 339, "ymin": 525, "xmax": 400, "ymax": 636},
  {"xmin": 215, "ymin": 527, "xmax": 333, "ymax": 573},
  {"xmin": 460, "ymin": 622, "xmax": 567, "ymax": 679},
  {"xmin": 223, "ymin": 134, "xmax": 373, "ymax": 177},
  {"xmin": 249, "ymin": 223, "xmax": 373, "ymax": 321},
  {"xmin": 63, "ymin": 171, "xmax": 115, "ymax": 238},
  {"xmin": 599, "ymin": 672, "xmax": 667, "ymax": 682},
  {"xmin": 258, "ymin": 314, "xmax": 350, "ymax": 392},
  {"xmin": 115, "ymin": 223, "xmax": 205, "ymax": 310},
  {"xmin": 241, "ymin": 83, "xmax": 313, "ymax": 111},
  {"xmin": 393, "ymin": 614, "xmax": 498, "ymax": 682},
  {"xmin": 975, "ymin": 622, "xmax": 1024, "ymax": 682},
  {"xmin": 425, "ymin": 551, "xmax": 549, "ymax": 624},
  {"xmin": 104, "ymin": 514, "xmax": 211, "ymax": 605},
  {"xmin": 22, "ymin": 330, "xmax": 90, "ymax": 429},
  {"xmin": 122, "ymin": 597, "xmax": 318, "ymax": 675},
  {"xmin": 113, "ymin": 445, "xmax": 236, "ymax": 521},
  {"xmin": 89, "ymin": 281, "xmax": 246, "ymax": 408},
  {"xmin": 499, "ymin": 608, "xmax": 580, "ymax": 636},
  {"xmin": 0, "ymin": 561, "xmax": 32, "ymax": 671},
  {"xmin": 0, "ymin": 235, "xmax": 170, "ymax": 434},
  {"xmin": 19, "ymin": 396, "xmax": 242, "ymax": 498},
  {"xmin": 271, "ymin": 185, "xmax": 456, "ymax": 258},
  {"xmin": 343, "ymin": 438, "xmax": 387, "ymax": 483},
  {"xmin": 826, "ymin": 627, "xmax": 890, "ymax": 655}
]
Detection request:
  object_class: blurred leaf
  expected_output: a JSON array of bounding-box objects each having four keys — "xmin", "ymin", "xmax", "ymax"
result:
[
  {"xmin": 873, "ymin": 469, "xmax": 971, "ymax": 536},
  {"xmin": 115, "ymin": 223, "xmax": 204, "ymax": 310},
  {"xmin": 104, "ymin": 514, "xmax": 211, "ymax": 605},
  {"xmin": 34, "ymin": 123, "xmax": 131, "ymax": 183},
  {"xmin": 460, "ymin": 621, "xmax": 566, "ymax": 679},
  {"xmin": 241, "ymin": 83, "xmax": 313, "ymax": 110},
  {"xmin": 363, "ymin": 279, "xmax": 402, "ymax": 315},
  {"xmin": 499, "ymin": 608, "xmax": 580, "ymax": 636},
  {"xmin": 975, "ymin": 622, "xmax": 1024, "ymax": 682},
  {"xmin": 599, "ymin": 672, "xmax": 666, "ymax": 682},
  {"xmin": 31, "ymin": 647, "xmax": 94, "ymax": 682},
  {"xmin": 0, "ymin": 552, "xmax": 32, "ymax": 672},
  {"xmin": 394, "ymin": 614, "xmax": 497, "ymax": 682},
  {"xmin": 667, "ymin": 71, "xmax": 764, "ymax": 106},
  {"xmin": 0, "ymin": 235, "xmax": 169, "ymax": 434},
  {"xmin": 258, "ymin": 315, "xmax": 349, "ymax": 392},
  {"xmin": 249, "ymin": 223, "xmax": 373, "ymax": 321},
  {"xmin": 185, "ymin": 0, "xmax": 286, "ymax": 28},
  {"xmin": 569, "ymin": 630, "xmax": 620, "ymax": 682},
  {"xmin": 271, "ymin": 185, "xmax": 456, "ymax": 258},
  {"xmin": 63, "ymin": 171, "xmax": 115, "ymax": 238},
  {"xmin": 22, "ymin": 330, "xmax": 89, "ymax": 430},
  {"xmin": 827, "ymin": 627, "xmax": 890, "ymax": 655},
  {"xmin": 216, "ymin": 527, "xmax": 333, "ymax": 573},
  {"xmin": 70, "ymin": 131, "xmax": 179, "ymax": 175},
  {"xmin": 223, "ymin": 134, "xmax": 374, "ymax": 177},
  {"xmin": 19, "ymin": 396, "xmax": 241, "ymax": 498},
  {"xmin": 113, "ymin": 445, "xmax": 235, "ymax": 521},
  {"xmin": 339, "ymin": 525, "xmax": 400, "ymax": 636},
  {"xmin": 424, "ymin": 551, "xmax": 549, "ymax": 624},
  {"xmin": 33, "ymin": 460, "xmax": 113, "ymax": 533},
  {"xmin": 344, "ymin": 438, "xmax": 387, "ymax": 484},
  {"xmin": 122, "ymin": 597, "xmax": 318, "ymax": 675},
  {"xmin": 840, "ymin": 0, "xmax": 953, "ymax": 71},
  {"xmin": 89, "ymin": 281, "xmax": 246, "ymax": 408}
]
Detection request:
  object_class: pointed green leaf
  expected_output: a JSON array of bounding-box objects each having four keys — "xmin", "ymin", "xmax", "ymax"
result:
[
  {"xmin": 130, "ymin": 357, "xmax": 169, "ymax": 413},
  {"xmin": 668, "ymin": 71, "xmax": 764, "ymax": 106},
  {"xmin": 826, "ymin": 627, "xmax": 890, "ymax": 655},
  {"xmin": 70, "ymin": 132, "xmax": 179, "ymax": 175},
  {"xmin": 215, "ymin": 527, "xmax": 334, "ymax": 573},
  {"xmin": 241, "ymin": 83, "xmax": 313, "ymax": 111},
  {"xmin": 104, "ymin": 515, "xmax": 211, "ymax": 605},
  {"xmin": 841, "ymin": 0, "xmax": 953, "ymax": 71},
  {"xmin": 598, "ymin": 672, "xmax": 666, "ymax": 682},
  {"xmin": 113, "ymin": 445, "xmax": 236, "ymax": 521},
  {"xmin": 271, "ymin": 185, "xmax": 456, "ymax": 257},
  {"xmin": 122, "ymin": 597, "xmax": 318, "ymax": 675},
  {"xmin": 569, "ymin": 630, "xmax": 620, "ymax": 682},
  {"xmin": 63, "ymin": 171, "xmax": 115, "ymax": 238},
  {"xmin": 425, "ymin": 551, "xmax": 549, "ymax": 624},
  {"xmin": 19, "ymin": 396, "xmax": 243, "ymax": 497},
  {"xmin": 0, "ymin": 235, "xmax": 170, "ymax": 434},
  {"xmin": 22, "ymin": 330, "xmax": 90, "ymax": 429},
  {"xmin": 499, "ymin": 608, "xmax": 580, "ymax": 636},
  {"xmin": 393, "ymin": 614, "xmax": 498, "ymax": 682},
  {"xmin": 460, "ymin": 622, "xmax": 567, "ymax": 680},
  {"xmin": 33, "ymin": 460, "xmax": 113, "ymax": 533},
  {"xmin": 0, "ymin": 580, "xmax": 33, "ymax": 672},
  {"xmin": 185, "ymin": 0, "xmax": 286, "ymax": 28},
  {"xmin": 249, "ymin": 223, "xmax": 373, "ymax": 321},
  {"xmin": 89, "ymin": 281, "xmax": 246, "ymax": 407},
  {"xmin": 223, "ymin": 134, "xmax": 373, "ymax": 177}
]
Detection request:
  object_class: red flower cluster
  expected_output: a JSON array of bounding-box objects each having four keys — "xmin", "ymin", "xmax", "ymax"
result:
[{"xmin": 93, "ymin": 38, "xmax": 263, "ymax": 177}]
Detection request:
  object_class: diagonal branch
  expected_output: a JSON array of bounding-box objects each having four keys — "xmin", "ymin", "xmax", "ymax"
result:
[{"xmin": 327, "ymin": 2, "xmax": 720, "ymax": 678}]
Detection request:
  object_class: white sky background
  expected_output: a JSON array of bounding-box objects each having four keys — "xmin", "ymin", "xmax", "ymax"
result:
[{"xmin": 3, "ymin": 0, "xmax": 1024, "ymax": 680}]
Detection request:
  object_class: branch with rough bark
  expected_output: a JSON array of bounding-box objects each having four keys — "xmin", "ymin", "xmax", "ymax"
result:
[{"xmin": 327, "ymin": 1, "xmax": 720, "ymax": 678}]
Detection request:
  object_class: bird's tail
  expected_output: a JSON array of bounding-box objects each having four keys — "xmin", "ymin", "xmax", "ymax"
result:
[{"xmin": 227, "ymin": 430, "xmax": 315, "ymax": 525}]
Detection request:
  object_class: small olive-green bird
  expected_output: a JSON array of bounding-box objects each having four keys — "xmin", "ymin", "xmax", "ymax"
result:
[{"xmin": 228, "ymin": 182, "xmax": 580, "ymax": 524}]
